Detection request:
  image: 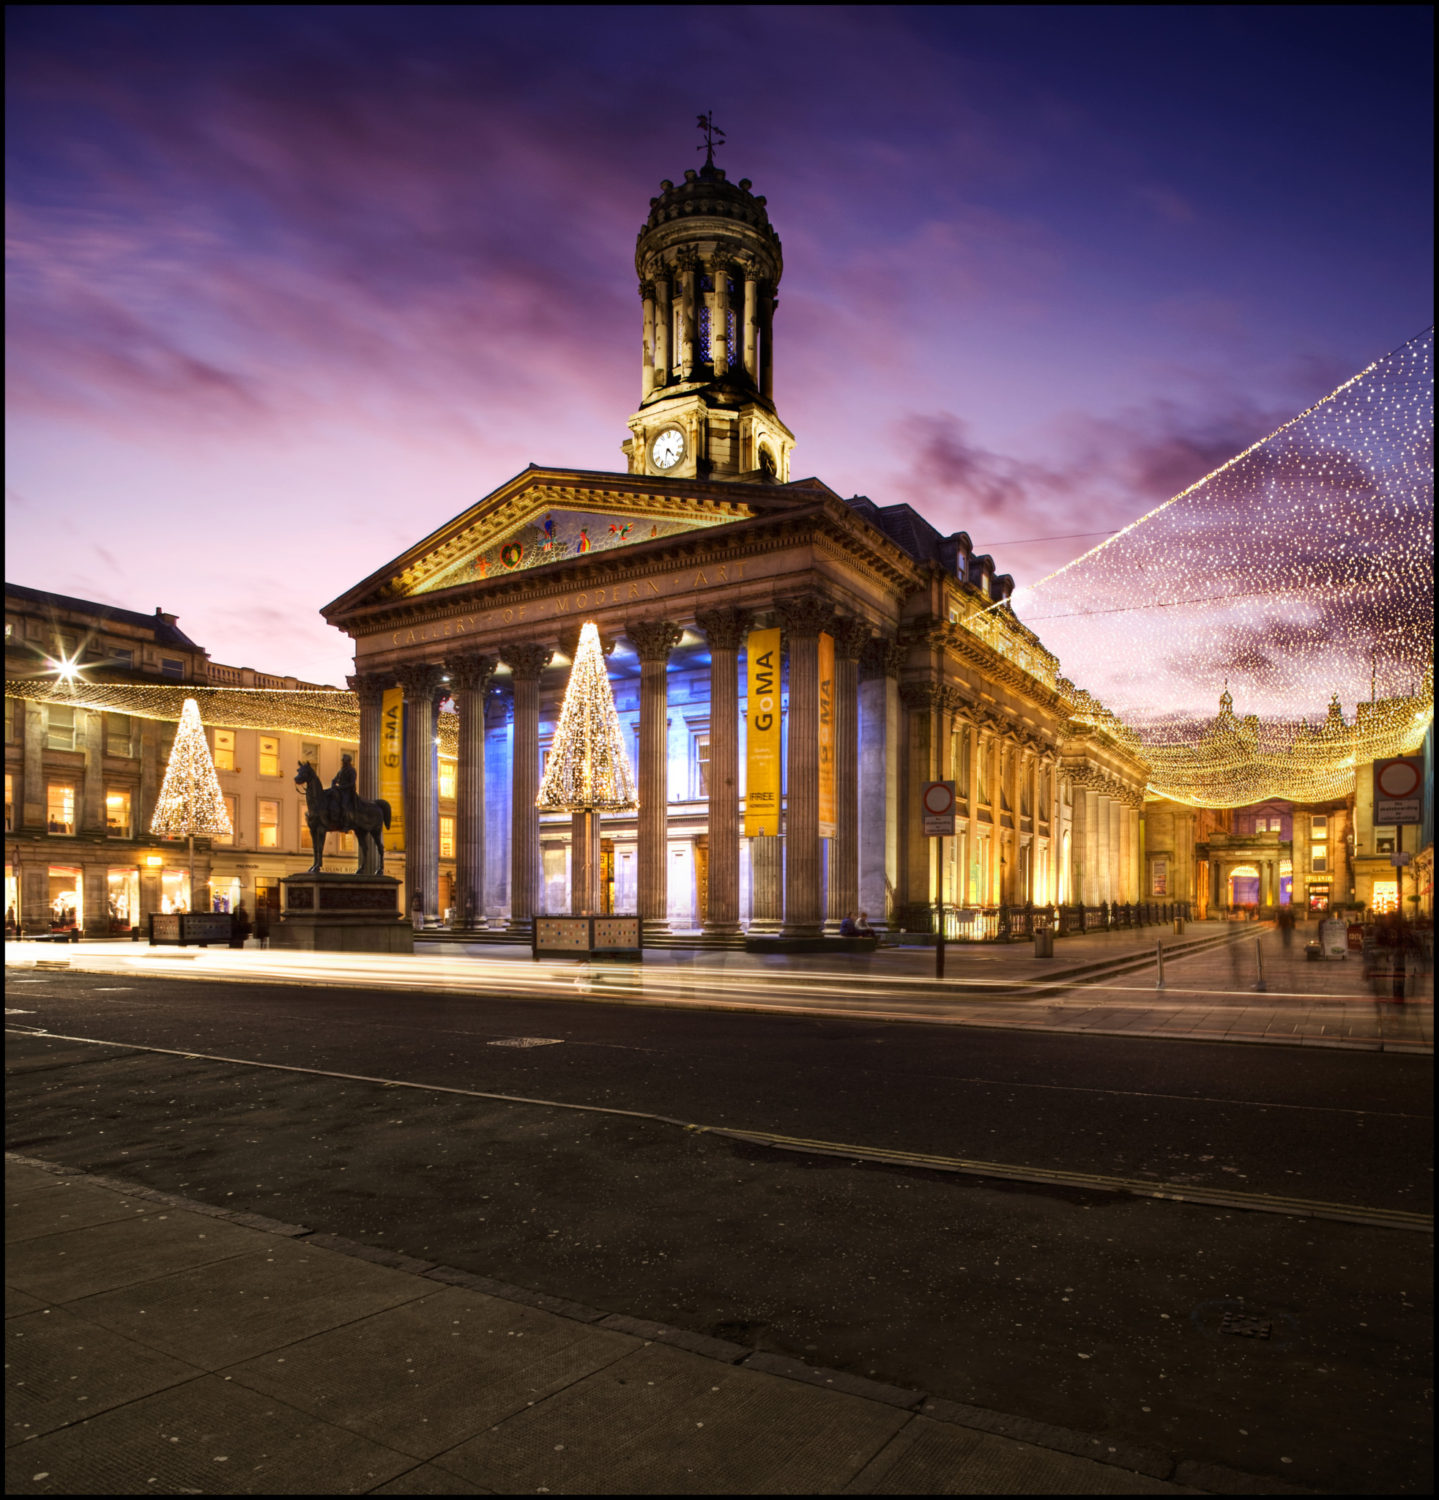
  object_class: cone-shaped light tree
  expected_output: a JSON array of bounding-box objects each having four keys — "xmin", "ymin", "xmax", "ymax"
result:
[
  {"xmin": 150, "ymin": 698, "xmax": 233, "ymax": 911},
  {"xmin": 537, "ymin": 622, "xmax": 637, "ymax": 916}
]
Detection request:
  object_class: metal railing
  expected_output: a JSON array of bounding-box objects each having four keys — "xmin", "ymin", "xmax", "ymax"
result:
[{"xmin": 934, "ymin": 900, "xmax": 1193, "ymax": 942}]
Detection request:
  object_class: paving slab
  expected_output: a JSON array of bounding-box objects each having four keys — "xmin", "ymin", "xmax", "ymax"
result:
[
  {"xmin": 5, "ymin": 1287, "xmax": 47, "ymax": 1319},
  {"xmin": 3, "ymin": 1374, "xmax": 415, "ymax": 1495},
  {"xmin": 844, "ymin": 1414, "xmax": 1193, "ymax": 1494},
  {"xmin": 70, "ymin": 1238, "xmax": 430, "ymax": 1370},
  {"xmin": 370, "ymin": 1462, "xmax": 496, "ymax": 1493},
  {"xmin": 435, "ymin": 1339, "xmax": 910, "ymax": 1495},
  {"xmin": 5, "ymin": 1180, "xmax": 155, "ymax": 1242},
  {"xmin": 224, "ymin": 1284, "xmax": 638, "ymax": 1458},
  {"xmin": 5, "ymin": 1206, "xmax": 268, "ymax": 1303},
  {"xmin": 6, "ymin": 1304, "xmax": 200, "ymax": 1445}
]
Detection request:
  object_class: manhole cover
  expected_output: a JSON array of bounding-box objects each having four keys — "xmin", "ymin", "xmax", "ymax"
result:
[
  {"xmin": 1220, "ymin": 1311, "xmax": 1272, "ymax": 1339},
  {"xmin": 487, "ymin": 1037, "xmax": 564, "ymax": 1048}
]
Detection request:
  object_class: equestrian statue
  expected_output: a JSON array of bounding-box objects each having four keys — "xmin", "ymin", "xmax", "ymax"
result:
[{"xmin": 294, "ymin": 755, "xmax": 392, "ymax": 876}]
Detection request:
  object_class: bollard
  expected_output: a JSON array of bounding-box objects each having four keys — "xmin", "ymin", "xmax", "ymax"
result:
[
  {"xmin": 1254, "ymin": 938, "xmax": 1267, "ymax": 993},
  {"xmin": 1156, "ymin": 939, "xmax": 1165, "ymax": 990},
  {"xmin": 936, "ymin": 931, "xmax": 946, "ymax": 981}
]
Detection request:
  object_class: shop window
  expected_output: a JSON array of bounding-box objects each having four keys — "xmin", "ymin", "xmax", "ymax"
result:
[
  {"xmin": 693, "ymin": 734, "xmax": 710, "ymax": 799},
  {"xmin": 160, "ymin": 868, "xmax": 190, "ymax": 913},
  {"xmin": 259, "ymin": 736, "xmax": 280, "ymax": 777},
  {"xmin": 1371, "ymin": 880, "xmax": 1399, "ymax": 915},
  {"xmin": 4, "ymin": 772, "xmax": 11, "ymax": 832},
  {"xmin": 439, "ymin": 760, "xmax": 457, "ymax": 800},
  {"xmin": 440, "ymin": 816, "xmax": 455, "ymax": 859},
  {"xmin": 259, "ymin": 799, "xmax": 280, "ymax": 848},
  {"xmin": 213, "ymin": 729, "xmax": 236, "ymax": 772},
  {"xmin": 1307, "ymin": 884, "xmax": 1330, "ymax": 913},
  {"xmin": 217, "ymin": 795, "xmax": 238, "ymax": 845},
  {"xmin": 1311, "ymin": 843, "xmax": 1328, "ymax": 873},
  {"xmin": 107, "ymin": 868, "xmax": 139, "ymax": 931},
  {"xmin": 49, "ymin": 866, "xmax": 82, "ymax": 929},
  {"xmin": 104, "ymin": 712, "xmax": 135, "ymax": 757},
  {"xmin": 46, "ymin": 704, "xmax": 76, "ymax": 751},
  {"xmin": 105, "ymin": 789, "xmax": 132, "ymax": 838},
  {"xmin": 161, "ymin": 657, "xmax": 184, "ymax": 679},
  {"xmin": 47, "ymin": 784, "xmax": 76, "ymax": 835}
]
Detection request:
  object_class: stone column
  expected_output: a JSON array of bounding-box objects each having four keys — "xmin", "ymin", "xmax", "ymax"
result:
[
  {"xmin": 505, "ymin": 643, "xmax": 552, "ymax": 932},
  {"xmin": 571, "ymin": 810, "xmax": 601, "ymax": 915},
  {"xmin": 760, "ymin": 287, "xmax": 775, "ymax": 400},
  {"xmin": 750, "ymin": 835, "xmax": 783, "ymax": 932},
  {"xmin": 711, "ymin": 258, "xmax": 730, "ymax": 376},
  {"xmin": 859, "ymin": 637, "xmax": 903, "ymax": 926},
  {"xmin": 655, "ymin": 273, "xmax": 672, "ymax": 386},
  {"xmin": 628, "ymin": 618, "xmax": 682, "ymax": 935},
  {"xmin": 640, "ymin": 280, "xmax": 656, "ymax": 399},
  {"xmin": 445, "ymin": 652, "xmax": 496, "ymax": 930},
  {"xmin": 347, "ymin": 673, "xmax": 390, "ymax": 803},
  {"xmin": 741, "ymin": 259, "xmax": 759, "ymax": 385},
  {"xmin": 1118, "ymin": 797, "xmax": 1133, "ymax": 905},
  {"xmin": 1077, "ymin": 786, "xmax": 1099, "ymax": 905},
  {"xmin": 696, "ymin": 606, "xmax": 751, "ymax": 936},
  {"xmin": 777, "ymin": 594, "xmax": 834, "ymax": 936},
  {"xmin": 396, "ymin": 662, "xmax": 446, "ymax": 926},
  {"xmin": 900, "ymin": 683, "xmax": 942, "ymax": 922},
  {"xmin": 484, "ymin": 691, "xmax": 512, "ymax": 920},
  {"xmin": 678, "ymin": 248, "xmax": 698, "ymax": 380},
  {"xmin": 827, "ymin": 617, "xmax": 870, "ymax": 925},
  {"xmin": 1109, "ymin": 797, "xmax": 1122, "ymax": 904}
]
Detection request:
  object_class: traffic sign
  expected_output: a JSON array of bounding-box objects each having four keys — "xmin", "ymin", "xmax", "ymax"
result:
[
  {"xmin": 922, "ymin": 780, "xmax": 955, "ymax": 836},
  {"xmin": 1374, "ymin": 755, "xmax": 1424, "ymax": 825}
]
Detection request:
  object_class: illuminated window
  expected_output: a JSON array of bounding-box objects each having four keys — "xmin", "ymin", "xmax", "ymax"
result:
[
  {"xmin": 47, "ymin": 784, "xmax": 76, "ymax": 836},
  {"xmin": 977, "ymin": 742, "xmax": 991, "ymax": 806},
  {"xmin": 105, "ymin": 712, "xmax": 134, "ymax": 757},
  {"xmin": 698, "ymin": 304, "xmax": 712, "ymax": 365},
  {"xmin": 5, "ymin": 697, "xmax": 15, "ymax": 743},
  {"xmin": 693, "ymin": 734, "xmax": 710, "ymax": 799},
  {"xmin": 439, "ymin": 760, "xmax": 457, "ymax": 800},
  {"xmin": 1371, "ymin": 880, "xmax": 1399, "ymax": 915},
  {"xmin": 1311, "ymin": 843, "xmax": 1328, "ymax": 872},
  {"xmin": 105, "ymin": 789, "xmax": 132, "ymax": 838},
  {"xmin": 4, "ymin": 772, "xmax": 12, "ymax": 832},
  {"xmin": 213, "ymin": 729, "xmax": 235, "ymax": 772},
  {"xmin": 259, "ymin": 736, "xmax": 280, "ymax": 777},
  {"xmin": 258, "ymin": 799, "xmax": 280, "ymax": 848},
  {"xmin": 439, "ymin": 816, "xmax": 455, "ymax": 859},
  {"xmin": 217, "ymin": 795, "xmax": 238, "ymax": 846},
  {"xmin": 46, "ymin": 704, "xmax": 76, "ymax": 751},
  {"xmin": 1311, "ymin": 814, "xmax": 1328, "ymax": 834}
]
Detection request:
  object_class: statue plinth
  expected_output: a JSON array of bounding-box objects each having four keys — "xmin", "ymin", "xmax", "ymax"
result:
[{"xmin": 272, "ymin": 873, "xmax": 413, "ymax": 953}]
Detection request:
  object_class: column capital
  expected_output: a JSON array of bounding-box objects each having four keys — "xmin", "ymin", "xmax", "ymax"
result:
[
  {"xmin": 695, "ymin": 606, "xmax": 753, "ymax": 653},
  {"xmin": 859, "ymin": 635, "xmax": 906, "ymax": 680},
  {"xmin": 394, "ymin": 662, "xmax": 447, "ymax": 701},
  {"xmin": 346, "ymin": 672, "xmax": 391, "ymax": 708},
  {"xmin": 638, "ymin": 279, "xmax": 655, "ymax": 300},
  {"xmin": 504, "ymin": 643, "xmax": 553, "ymax": 682},
  {"xmin": 557, "ymin": 625, "xmax": 617, "ymax": 662},
  {"xmin": 898, "ymin": 680, "xmax": 944, "ymax": 712},
  {"xmin": 444, "ymin": 652, "xmax": 498, "ymax": 693},
  {"xmin": 830, "ymin": 616, "xmax": 873, "ymax": 660},
  {"xmin": 626, "ymin": 618, "xmax": 683, "ymax": 663},
  {"xmin": 674, "ymin": 244, "xmax": 700, "ymax": 273},
  {"xmin": 774, "ymin": 593, "xmax": 834, "ymax": 639}
]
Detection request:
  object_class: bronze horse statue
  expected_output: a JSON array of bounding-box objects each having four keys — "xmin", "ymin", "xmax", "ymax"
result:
[{"xmin": 294, "ymin": 762, "xmax": 392, "ymax": 876}]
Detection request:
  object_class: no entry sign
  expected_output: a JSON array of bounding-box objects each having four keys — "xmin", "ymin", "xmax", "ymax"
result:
[
  {"xmin": 922, "ymin": 779, "xmax": 955, "ymax": 836},
  {"xmin": 1374, "ymin": 756, "xmax": 1425, "ymax": 825}
]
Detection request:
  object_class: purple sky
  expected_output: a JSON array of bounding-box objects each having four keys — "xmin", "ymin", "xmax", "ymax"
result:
[{"xmin": 6, "ymin": 6, "xmax": 1433, "ymax": 691}]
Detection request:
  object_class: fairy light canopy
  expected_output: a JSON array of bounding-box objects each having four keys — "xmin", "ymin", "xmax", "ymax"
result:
[
  {"xmin": 536, "ymin": 622, "xmax": 638, "ymax": 813},
  {"xmin": 1015, "ymin": 327, "xmax": 1434, "ymax": 805}
]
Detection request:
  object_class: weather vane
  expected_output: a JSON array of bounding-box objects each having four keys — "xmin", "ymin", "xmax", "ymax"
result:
[{"xmin": 696, "ymin": 111, "xmax": 725, "ymax": 167}]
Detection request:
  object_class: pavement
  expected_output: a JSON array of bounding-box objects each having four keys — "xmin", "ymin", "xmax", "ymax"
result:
[
  {"xmin": 6, "ymin": 921, "xmax": 1432, "ymax": 1053},
  {"xmin": 8, "ymin": 1152, "xmax": 1321, "ymax": 1497}
]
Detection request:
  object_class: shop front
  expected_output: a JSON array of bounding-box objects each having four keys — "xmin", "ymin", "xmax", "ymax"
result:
[
  {"xmin": 160, "ymin": 868, "xmax": 190, "ymax": 914},
  {"xmin": 48, "ymin": 865, "xmax": 83, "ymax": 934},
  {"xmin": 107, "ymin": 867, "xmax": 140, "ymax": 934},
  {"xmin": 5, "ymin": 862, "xmax": 18, "ymax": 936}
]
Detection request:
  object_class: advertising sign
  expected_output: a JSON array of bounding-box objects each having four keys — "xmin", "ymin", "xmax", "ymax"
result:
[
  {"xmin": 380, "ymin": 686, "xmax": 405, "ymax": 851},
  {"xmin": 1151, "ymin": 857, "xmax": 1169, "ymax": 897},
  {"xmin": 922, "ymin": 780, "xmax": 955, "ymax": 837},
  {"xmin": 1374, "ymin": 756, "xmax": 1424, "ymax": 825},
  {"xmin": 818, "ymin": 631, "xmax": 836, "ymax": 839},
  {"xmin": 745, "ymin": 628, "xmax": 782, "ymax": 837}
]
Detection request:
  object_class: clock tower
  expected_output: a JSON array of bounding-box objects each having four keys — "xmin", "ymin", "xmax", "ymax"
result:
[{"xmin": 622, "ymin": 136, "xmax": 794, "ymax": 484}]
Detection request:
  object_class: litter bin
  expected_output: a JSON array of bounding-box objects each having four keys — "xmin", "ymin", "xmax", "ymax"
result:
[
  {"xmin": 1173, "ymin": 917, "xmax": 1186, "ymax": 936},
  {"xmin": 1033, "ymin": 914, "xmax": 1054, "ymax": 958}
]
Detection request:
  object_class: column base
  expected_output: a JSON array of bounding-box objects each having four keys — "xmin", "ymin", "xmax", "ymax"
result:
[
  {"xmin": 779, "ymin": 921, "xmax": 824, "ymax": 940},
  {"xmin": 702, "ymin": 920, "xmax": 743, "ymax": 938},
  {"xmin": 641, "ymin": 917, "xmax": 673, "ymax": 939}
]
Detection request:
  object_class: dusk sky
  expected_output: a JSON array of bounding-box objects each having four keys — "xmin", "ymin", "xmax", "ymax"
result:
[{"xmin": 6, "ymin": 5, "xmax": 1434, "ymax": 692}]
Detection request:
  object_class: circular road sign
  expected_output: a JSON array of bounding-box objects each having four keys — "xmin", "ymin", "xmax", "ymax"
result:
[
  {"xmin": 923, "ymin": 781, "xmax": 954, "ymax": 815},
  {"xmin": 1377, "ymin": 759, "xmax": 1421, "ymax": 798}
]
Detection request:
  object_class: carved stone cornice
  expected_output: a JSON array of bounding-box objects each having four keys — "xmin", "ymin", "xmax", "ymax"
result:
[
  {"xmin": 899, "ymin": 614, "xmax": 946, "ymax": 650},
  {"xmin": 695, "ymin": 606, "xmax": 754, "ymax": 653},
  {"xmin": 505, "ymin": 643, "xmax": 553, "ymax": 682},
  {"xmin": 444, "ymin": 653, "xmax": 498, "ymax": 693},
  {"xmin": 346, "ymin": 672, "xmax": 391, "ymax": 708},
  {"xmin": 830, "ymin": 615, "xmax": 873, "ymax": 661},
  {"xmin": 899, "ymin": 680, "xmax": 944, "ymax": 712},
  {"xmin": 394, "ymin": 663, "xmax": 447, "ymax": 702},
  {"xmin": 774, "ymin": 593, "xmax": 835, "ymax": 639},
  {"xmin": 626, "ymin": 618, "xmax": 683, "ymax": 663},
  {"xmin": 859, "ymin": 635, "xmax": 906, "ymax": 681},
  {"xmin": 1062, "ymin": 761, "xmax": 1144, "ymax": 806},
  {"xmin": 938, "ymin": 685, "xmax": 970, "ymax": 713}
]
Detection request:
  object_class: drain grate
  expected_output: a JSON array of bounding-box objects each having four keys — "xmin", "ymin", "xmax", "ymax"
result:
[
  {"xmin": 487, "ymin": 1036, "xmax": 564, "ymax": 1048},
  {"xmin": 1220, "ymin": 1311, "xmax": 1272, "ymax": 1339}
]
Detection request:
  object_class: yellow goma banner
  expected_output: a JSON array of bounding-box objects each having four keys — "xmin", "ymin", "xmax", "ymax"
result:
[
  {"xmin": 745, "ymin": 628, "xmax": 782, "ymax": 837},
  {"xmin": 818, "ymin": 631, "xmax": 836, "ymax": 839},
  {"xmin": 380, "ymin": 686, "xmax": 405, "ymax": 851}
]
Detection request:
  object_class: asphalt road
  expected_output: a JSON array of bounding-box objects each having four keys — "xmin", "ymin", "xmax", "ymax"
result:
[{"xmin": 6, "ymin": 969, "xmax": 1434, "ymax": 1493}]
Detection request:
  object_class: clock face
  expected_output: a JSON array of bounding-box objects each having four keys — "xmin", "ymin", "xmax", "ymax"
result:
[{"xmin": 651, "ymin": 429, "xmax": 685, "ymax": 470}]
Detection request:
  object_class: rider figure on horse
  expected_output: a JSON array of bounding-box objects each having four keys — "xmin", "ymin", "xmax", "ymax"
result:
[{"xmin": 330, "ymin": 753, "xmax": 358, "ymax": 830}]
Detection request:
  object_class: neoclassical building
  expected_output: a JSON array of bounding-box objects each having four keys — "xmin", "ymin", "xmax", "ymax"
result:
[{"xmin": 321, "ymin": 157, "xmax": 1149, "ymax": 939}]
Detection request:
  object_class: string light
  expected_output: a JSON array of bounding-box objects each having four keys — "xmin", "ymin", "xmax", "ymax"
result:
[
  {"xmin": 1010, "ymin": 326, "xmax": 1434, "ymax": 805},
  {"xmin": 535, "ymin": 621, "xmax": 637, "ymax": 812},
  {"xmin": 149, "ymin": 698, "xmax": 233, "ymax": 839}
]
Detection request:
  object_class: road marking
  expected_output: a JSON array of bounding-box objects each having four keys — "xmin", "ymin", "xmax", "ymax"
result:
[
  {"xmin": 6, "ymin": 1023, "xmax": 1429, "ymax": 1234},
  {"xmin": 488, "ymin": 1037, "xmax": 564, "ymax": 1048}
]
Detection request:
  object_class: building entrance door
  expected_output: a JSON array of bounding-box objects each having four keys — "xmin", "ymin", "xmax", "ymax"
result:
[
  {"xmin": 600, "ymin": 840, "xmax": 615, "ymax": 915},
  {"xmin": 694, "ymin": 838, "xmax": 709, "ymax": 927}
]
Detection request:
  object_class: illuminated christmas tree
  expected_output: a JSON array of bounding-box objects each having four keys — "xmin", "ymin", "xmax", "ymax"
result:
[
  {"xmin": 536, "ymin": 622, "xmax": 637, "ymax": 812},
  {"xmin": 150, "ymin": 698, "xmax": 233, "ymax": 910}
]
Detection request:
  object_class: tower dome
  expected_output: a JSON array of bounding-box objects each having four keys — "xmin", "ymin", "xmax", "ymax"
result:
[{"xmin": 623, "ymin": 150, "xmax": 794, "ymax": 484}]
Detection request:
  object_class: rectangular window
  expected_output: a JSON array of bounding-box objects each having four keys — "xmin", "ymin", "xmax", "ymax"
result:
[
  {"xmin": 439, "ymin": 760, "xmax": 457, "ymax": 800},
  {"xmin": 213, "ymin": 729, "xmax": 235, "ymax": 772},
  {"xmin": 301, "ymin": 741, "xmax": 321, "ymax": 769},
  {"xmin": 161, "ymin": 657, "xmax": 184, "ymax": 679},
  {"xmin": 1311, "ymin": 814, "xmax": 1328, "ymax": 833},
  {"xmin": 259, "ymin": 736, "xmax": 280, "ymax": 777},
  {"xmin": 4, "ymin": 772, "xmax": 12, "ymax": 832},
  {"xmin": 955, "ymin": 728, "xmax": 971, "ymax": 799},
  {"xmin": 105, "ymin": 789, "xmax": 132, "ymax": 838},
  {"xmin": 977, "ymin": 742, "xmax": 990, "ymax": 806},
  {"xmin": 693, "ymin": 734, "xmax": 710, "ymax": 799},
  {"xmin": 46, "ymin": 704, "xmax": 76, "ymax": 751},
  {"xmin": 104, "ymin": 712, "xmax": 134, "ymax": 757},
  {"xmin": 1310, "ymin": 843, "xmax": 1328, "ymax": 873},
  {"xmin": 258, "ymin": 799, "xmax": 280, "ymax": 848},
  {"xmin": 5, "ymin": 697, "xmax": 15, "ymax": 743},
  {"xmin": 47, "ymin": 784, "xmax": 76, "ymax": 835},
  {"xmin": 55, "ymin": 631, "xmax": 78, "ymax": 658},
  {"xmin": 1376, "ymin": 833, "xmax": 1395, "ymax": 854},
  {"xmin": 439, "ymin": 816, "xmax": 455, "ymax": 859},
  {"xmin": 111, "ymin": 646, "xmax": 134, "ymax": 668},
  {"xmin": 218, "ymin": 795, "xmax": 238, "ymax": 845},
  {"xmin": 1020, "ymin": 766, "xmax": 1032, "ymax": 817}
]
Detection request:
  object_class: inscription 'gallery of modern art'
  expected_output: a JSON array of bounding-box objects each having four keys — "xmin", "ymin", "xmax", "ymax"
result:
[{"xmin": 321, "ymin": 153, "xmax": 1154, "ymax": 940}]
